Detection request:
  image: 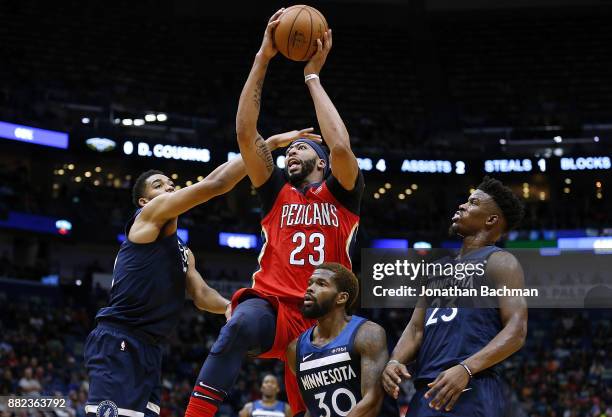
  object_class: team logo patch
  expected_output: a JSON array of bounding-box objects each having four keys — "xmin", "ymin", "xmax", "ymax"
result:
[{"xmin": 96, "ymin": 400, "xmax": 118, "ymax": 417}]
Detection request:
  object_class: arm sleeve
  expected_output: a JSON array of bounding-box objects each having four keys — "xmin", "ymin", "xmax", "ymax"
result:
[
  {"xmin": 325, "ymin": 170, "xmax": 365, "ymax": 215},
  {"xmin": 256, "ymin": 167, "xmax": 287, "ymax": 217}
]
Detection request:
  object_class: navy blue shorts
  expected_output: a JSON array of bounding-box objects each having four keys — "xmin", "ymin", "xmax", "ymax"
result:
[
  {"xmin": 84, "ymin": 322, "xmax": 162, "ymax": 417},
  {"xmin": 407, "ymin": 375, "xmax": 506, "ymax": 417}
]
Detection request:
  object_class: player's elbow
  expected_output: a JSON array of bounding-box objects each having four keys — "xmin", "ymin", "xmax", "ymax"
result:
[
  {"xmin": 514, "ymin": 320, "xmax": 528, "ymax": 350},
  {"xmin": 203, "ymin": 177, "xmax": 228, "ymax": 197},
  {"xmin": 330, "ymin": 141, "xmax": 352, "ymax": 158},
  {"xmin": 507, "ymin": 318, "xmax": 527, "ymax": 353}
]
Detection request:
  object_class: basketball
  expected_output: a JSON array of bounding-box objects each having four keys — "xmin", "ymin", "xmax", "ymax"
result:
[{"xmin": 273, "ymin": 5, "xmax": 328, "ymax": 62}]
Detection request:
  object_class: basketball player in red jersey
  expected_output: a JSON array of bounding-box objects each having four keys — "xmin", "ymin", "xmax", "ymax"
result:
[{"xmin": 184, "ymin": 9, "xmax": 363, "ymax": 417}]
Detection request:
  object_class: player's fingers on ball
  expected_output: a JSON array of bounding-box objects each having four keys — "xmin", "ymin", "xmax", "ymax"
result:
[{"xmin": 270, "ymin": 8, "xmax": 284, "ymax": 21}]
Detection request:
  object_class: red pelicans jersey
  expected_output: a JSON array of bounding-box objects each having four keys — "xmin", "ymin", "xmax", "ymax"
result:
[{"xmin": 252, "ymin": 168, "xmax": 364, "ymax": 302}]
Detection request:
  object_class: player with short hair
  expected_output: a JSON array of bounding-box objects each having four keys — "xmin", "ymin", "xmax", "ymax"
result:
[
  {"xmin": 84, "ymin": 129, "xmax": 313, "ymax": 417},
  {"xmin": 238, "ymin": 374, "xmax": 291, "ymax": 417},
  {"xmin": 185, "ymin": 9, "xmax": 364, "ymax": 417},
  {"xmin": 382, "ymin": 176, "xmax": 528, "ymax": 416},
  {"xmin": 286, "ymin": 263, "xmax": 388, "ymax": 417}
]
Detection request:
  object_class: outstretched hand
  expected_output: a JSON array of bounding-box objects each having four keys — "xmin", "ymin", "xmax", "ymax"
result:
[
  {"xmin": 266, "ymin": 127, "xmax": 322, "ymax": 151},
  {"xmin": 258, "ymin": 8, "xmax": 285, "ymax": 60},
  {"xmin": 304, "ymin": 29, "xmax": 332, "ymax": 76}
]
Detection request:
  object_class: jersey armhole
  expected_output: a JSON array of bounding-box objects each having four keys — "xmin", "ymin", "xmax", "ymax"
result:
[
  {"xmin": 325, "ymin": 170, "xmax": 364, "ymax": 215},
  {"xmin": 348, "ymin": 317, "xmax": 368, "ymax": 354},
  {"xmin": 256, "ymin": 167, "xmax": 287, "ymax": 217}
]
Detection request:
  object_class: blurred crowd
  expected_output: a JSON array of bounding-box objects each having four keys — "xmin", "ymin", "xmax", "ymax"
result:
[{"xmin": 0, "ymin": 288, "xmax": 610, "ymax": 417}]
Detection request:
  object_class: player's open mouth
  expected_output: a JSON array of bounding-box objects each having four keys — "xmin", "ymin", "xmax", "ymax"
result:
[
  {"xmin": 287, "ymin": 158, "xmax": 301, "ymax": 171},
  {"xmin": 452, "ymin": 211, "xmax": 461, "ymax": 222},
  {"xmin": 303, "ymin": 294, "xmax": 314, "ymax": 305}
]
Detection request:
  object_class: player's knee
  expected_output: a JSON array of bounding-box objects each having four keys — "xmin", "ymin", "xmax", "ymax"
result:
[{"xmin": 209, "ymin": 310, "xmax": 261, "ymax": 355}]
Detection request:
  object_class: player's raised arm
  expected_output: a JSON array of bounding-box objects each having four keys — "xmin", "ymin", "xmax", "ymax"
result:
[
  {"xmin": 382, "ymin": 304, "xmax": 427, "ymax": 399},
  {"xmin": 139, "ymin": 129, "xmax": 319, "ymax": 226},
  {"xmin": 346, "ymin": 322, "xmax": 387, "ymax": 417},
  {"xmin": 424, "ymin": 251, "xmax": 527, "ymax": 412},
  {"xmin": 185, "ymin": 250, "xmax": 231, "ymax": 319},
  {"xmin": 304, "ymin": 29, "xmax": 359, "ymax": 191},
  {"xmin": 236, "ymin": 8, "xmax": 284, "ymax": 187},
  {"xmin": 138, "ymin": 156, "xmax": 247, "ymax": 225}
]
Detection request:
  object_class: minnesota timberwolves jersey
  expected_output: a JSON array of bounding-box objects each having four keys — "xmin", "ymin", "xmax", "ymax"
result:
[
  {"xmin": 414, "ymin": 245, "xmax": 504, "ymax": 381},
  {"xmin": 297, "ymin": 316, "xmax": 366, "ymax": 417},
  {"xmin": 96, "ymin": 209, "xmax": 189, "ymax": 341},
  {"xmin": 251, "ymin": 400, "xmax": 286, "ymax": 417}
]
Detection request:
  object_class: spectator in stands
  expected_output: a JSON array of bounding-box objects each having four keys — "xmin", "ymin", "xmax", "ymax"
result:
[{"xmin": 18, "ymin": 367, "xmax": 42, "ymax": 395}]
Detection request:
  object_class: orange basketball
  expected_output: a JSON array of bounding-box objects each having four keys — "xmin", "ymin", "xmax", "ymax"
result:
[{"xmin": 273, "ymin": 5, "xmax": 328, "ymax": 62}]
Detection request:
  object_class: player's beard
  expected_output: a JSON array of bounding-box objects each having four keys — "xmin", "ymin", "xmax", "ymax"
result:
[
  {"xmin": 301, "ymin": 296, "xmax": 335, "ymax": 319},
  {"xmin": 287, "ymin": 157, "xmax": 317, "ymax": 186}
]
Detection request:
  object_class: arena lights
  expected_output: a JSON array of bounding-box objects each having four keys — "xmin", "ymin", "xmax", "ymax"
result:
[
  {"xmin": 86, "ymin": 137, "xmax": 116, "ymax": 152},
  {"xmin": 55, "ymin": 219, "xmax": 72, "ymax": 235},
  {"xmin": 145, "ymin": 114, "xmax": 157, "ymax": 122},
  {"xmin": 554, "ymin": 136, "xmax": 563, "ymax": 143},
  {"xmin": 122, "ymin": 119, "xmax": 133, "ymax": 126},
  {"xmin": 414, "ymin": 241, "xmax": 433, "ymax": 249},
  {"xmin": 276, "ymin": 155, "xmax": 286, "ymax": 168},
  {"xmin": 81, "ymin": 117, "xmax": 90, "ymax": 124},
  {"xmin": 371, "ymin": 239, "xmax": 409, "ymax": 249},
  {"xmin": 219, "ymin": 232, "xmax": 258, "ymax": 249},
  {"xmin": 357, "ymin": 158, "xmax": 372, "ymax": 171},
  {"xmin": 560, "ymin": 156, "xmax": 611, "ymax": 171},
  {"xmin": 123, "ymin": 141, "xmax": 210, "ymax": 163},
  {"xmin": 558, "ymin": 237, "xmax": 612, "ymax": 251},
  {"xmin": 0, "ymin": 120, "xmax": 69, "ymax": 149},
  {"xmin": 499, "ymin": 138, "xmax": 507, "ymax": 145},
  {"xmin": 594, "ymin": 136, "xmax": 600, "ymax": 142},
  {"xmin": 0, "ymin": 212, "xmax": 72, "ymax": 236},
  {"xmin": 133, "ymin": 119, "xmax": 145, "ymax": 127},
  {"xmin": 156, "ymin": 113, "xmax": 168, "ymax": 122}
]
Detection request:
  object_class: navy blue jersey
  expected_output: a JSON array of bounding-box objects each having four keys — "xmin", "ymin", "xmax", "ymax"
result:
[
  {"xmin": 251, "ymin": 400, "xmax": 286, "ymax": 417},
  {"xmin": 297, "ymin": 316, "xmax": 366, "ymax": 417},
  {"xmin": 414, "ymin": 245, "xmax": 504, "ymax": 381},
  {"xmin": 96, "ymin": 210, "xmax": 188, "ymax": 341}
]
